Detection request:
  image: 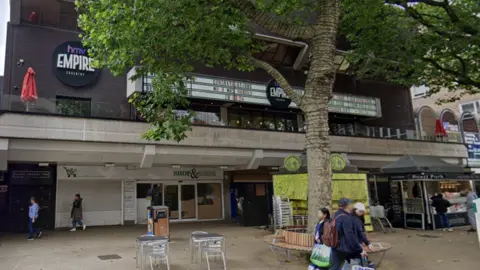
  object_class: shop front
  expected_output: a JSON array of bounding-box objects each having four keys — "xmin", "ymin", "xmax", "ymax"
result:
[
  {"xmin": 382, "ymin": 155, "xmax": 475, "ymax": 230},
  {"xmin": 56, "ymin": 166, "xmax": 226, "ymax": 228}
]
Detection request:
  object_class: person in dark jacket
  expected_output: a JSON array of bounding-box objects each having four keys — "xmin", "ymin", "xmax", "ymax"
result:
[
  {"xmin": 71, "ymin": 194, "xmax": 86, "ymax": 231},
  {"xmin": 431, "ymin": 194, "xmax": 453, "ymax": 232},
  {"xmin": 344, "ymin": 202, "xmax": 374, "ymax": 268},
  {"xmin": 309, "ymin": 208, "xmax": 331, "ymax": 270},
  {"xmin": 329, "ymin": 198, "xmax": 363, "ymax": 270}
]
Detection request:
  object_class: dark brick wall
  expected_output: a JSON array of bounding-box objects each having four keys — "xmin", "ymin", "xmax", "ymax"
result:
[
  {"xmin": 3, "ymin": 23, "xmax": 414, "ymax": 129},
  {"xmin": 2, "ymin": 24, "xmax": 132, "ymax": 119}
]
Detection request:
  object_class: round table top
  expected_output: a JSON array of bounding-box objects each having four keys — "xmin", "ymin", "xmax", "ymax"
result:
[{"xmin": 263, "ymin": 235, "xmax": 392, "ymax": 254}]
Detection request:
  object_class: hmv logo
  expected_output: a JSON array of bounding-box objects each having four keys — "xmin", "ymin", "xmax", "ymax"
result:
[
  {"xmin": 53, "ymin": 41, "xmax": 100, "ymax": 87},
  {"xmin": 67, "ymin": 45, "xmax": 87, "ymax": 55}
]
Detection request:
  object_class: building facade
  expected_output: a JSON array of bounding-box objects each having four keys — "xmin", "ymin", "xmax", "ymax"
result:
[{"xmin": 0, "ymin": 0, "xmax": 468, "ymax": 232}]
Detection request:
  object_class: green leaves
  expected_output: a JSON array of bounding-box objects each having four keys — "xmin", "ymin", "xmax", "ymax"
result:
[
  {"xmin": 341, "ymin": 0, "xmax": 480, "ymax": 100},
  {"xmin": 77, "ymin": 0, "xmax": 258, "ymax": 141}
]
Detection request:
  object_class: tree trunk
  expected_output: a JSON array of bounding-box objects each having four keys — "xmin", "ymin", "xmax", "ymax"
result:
[{"xmin": 303, "ymin": 0, "xmax": 341, "ymax": 233}]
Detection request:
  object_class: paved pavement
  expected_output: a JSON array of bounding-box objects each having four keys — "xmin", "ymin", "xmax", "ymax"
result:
[{"xmin": 0, "ymin": 222, "xmax": 478, "ymax": 270}]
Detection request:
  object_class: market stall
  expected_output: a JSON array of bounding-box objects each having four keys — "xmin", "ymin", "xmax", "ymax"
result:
[
  {"xmin": 381, "ymin": 155, "xmax": 479, "ymax": 230},
  {"xmin": 272, "ymin": 154, "xmax": 374, "ymax": 232}
]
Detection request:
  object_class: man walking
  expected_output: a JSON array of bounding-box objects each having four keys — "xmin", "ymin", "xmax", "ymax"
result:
[
  {"xmin": 431, "ymin": 194, "xmax": 453, "ymax": 232},
  {"xmin": 71, "ymin": 194, "xmax": 86, "ymax": 231},
  {"xmin": 329, "ymin": 198, "xmax": 364, "ymax": 270},
  {"xmin": 28, "ymin": 197, "xmax": 42, "ymax": 240},
  {"xmin": 463, "ymin": 189, "xmax": 478, "ymax": 232}
]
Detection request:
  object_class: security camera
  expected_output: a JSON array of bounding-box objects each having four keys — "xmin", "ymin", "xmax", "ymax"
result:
[{"xmin": 17, "ymin": 59, "xmax": 25, "ymax": 66}]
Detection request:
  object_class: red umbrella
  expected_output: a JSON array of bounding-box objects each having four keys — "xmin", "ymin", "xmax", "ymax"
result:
[
  {"xmin": 435, "ymin": 119, "xmax": 448, "ymax": 137},
  {"xmin": 21, "ymin": 67, "xmax": 38, "ymax": 111}
]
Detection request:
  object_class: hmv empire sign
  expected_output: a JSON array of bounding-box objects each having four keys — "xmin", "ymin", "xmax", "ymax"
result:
[{"xmin": 52, "ymin": 41, "xmax": 100, "ymax": 87}]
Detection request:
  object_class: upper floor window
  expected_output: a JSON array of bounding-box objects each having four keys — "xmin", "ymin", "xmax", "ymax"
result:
[
  {"xmin": 460, "ymin": 101, "xmax": 480, "ymax": 115},
  {"xmin": 56, "ymin": 96, "xmax": 91, "ymax": 117},
  {"xmin": 411, "ymin": 85, "xmax": 428, "ymax": 99},
  {"xmin": 227, "ymin": 109, "xmax": 298, "ymax": 132}
]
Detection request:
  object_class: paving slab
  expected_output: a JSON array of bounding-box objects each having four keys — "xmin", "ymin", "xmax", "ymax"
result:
[{"xmin": 0, "ymin": 222, "xmax": 478, "ymax": 270}]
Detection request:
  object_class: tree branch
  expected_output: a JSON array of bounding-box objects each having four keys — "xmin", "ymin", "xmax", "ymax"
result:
[
  {"xmin": 422, "ymin": 57, "xmax": 480, "ymax": 88},
  {"xmin": 389, "ymin": 0, "xmax": 479, "ymax": 36},
  {"xmin": 252, "ymin": 58, "xmax": 304, "ymax": 107},
  {"xmin": 234, "ymin": 0, "xmax": 314, "ymax": 40}
]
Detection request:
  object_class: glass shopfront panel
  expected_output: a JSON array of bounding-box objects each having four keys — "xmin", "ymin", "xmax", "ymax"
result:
[{"xmin": 197, "ymin": 183, "xmax": 223, "ymax": 220}]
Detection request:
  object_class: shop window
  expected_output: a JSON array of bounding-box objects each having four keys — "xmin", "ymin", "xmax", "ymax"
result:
[
  {"xmin": 252, "ymin": 112, "xmax": 263, "ymax": 129},
  {"xmin": 286, "ymin": 117, "xmax": 297, "ymax": 132},
  {"xmin": 197, "ymin": 183, "xmax": 222, "ymax": 219},
  {"xmin": 276, "ymin": 117, "xmax": 286, "ymax": 131},
  {"xmin": 56, "ymin": 96, "xmax": 91, "ymax": 117},
  {"xmin": 136, "ymin": 184, "xmax": 151, "ymax": 199},
  {"xmin": 263, "ymin": 113, "xmax": 275, "ymax": 130}
]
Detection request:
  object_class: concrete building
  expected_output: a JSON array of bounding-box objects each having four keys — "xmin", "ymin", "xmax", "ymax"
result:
[{"xmin": 0, "ymin": 0, "xmax": 467, "ymax": 233}]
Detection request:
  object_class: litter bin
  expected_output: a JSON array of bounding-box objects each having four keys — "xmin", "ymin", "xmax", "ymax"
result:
[{"xmin": 147, "ymin": 206, "xmax": 169, "ymax": 238}]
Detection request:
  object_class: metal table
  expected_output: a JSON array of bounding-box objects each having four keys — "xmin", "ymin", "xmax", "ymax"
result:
[
  {"xmin": 136, "ymin": 235, "xmax": 169, "ymax": 269},
  {"xmin": 190, "ymin": 233, "xmax": 226, "ymax": 263}
]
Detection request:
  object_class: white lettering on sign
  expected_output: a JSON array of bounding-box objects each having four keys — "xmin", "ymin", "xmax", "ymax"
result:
[
  {"xmin": 56, "ymin": 54, "xmax": 95, "ymax": 72},
  {"xmin": 269, "ymin": 86, "xmax": 288, "ymax": 98}
]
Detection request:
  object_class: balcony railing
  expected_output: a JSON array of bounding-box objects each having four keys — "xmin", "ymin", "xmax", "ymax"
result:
[
  {"xmin": 2, "ymin": 94, "xmax": 461, "ymax": 143},
  {"xmin": 4, "ymin": 95, "xmax": 133, "ymax": 120},
  {"xmin": 21, "ymin": 0, "xmax": 79, "ymax": 32}
]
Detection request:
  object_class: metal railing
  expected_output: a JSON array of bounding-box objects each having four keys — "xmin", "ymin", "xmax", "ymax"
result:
[{"xmin": 1, "ymin": 95, "xmax": 460, "ymax": 143}]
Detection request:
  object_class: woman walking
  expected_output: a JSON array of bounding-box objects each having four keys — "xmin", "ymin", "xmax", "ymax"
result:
[
  {"xmin": 308, "ymin": 208, "xmax": 331, "ymax": 270},
  {"xmin": 71, "ymin": 194, "xmax": 86, "ymax": 231},
  {"xmin": 28, "ymin": 197, "xmax": 42, "ymax": 240}
]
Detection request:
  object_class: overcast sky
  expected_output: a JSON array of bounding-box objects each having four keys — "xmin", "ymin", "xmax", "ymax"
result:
[{"xmin": 0, "ymin": 0, "xmax": 10, "ymax": 75}]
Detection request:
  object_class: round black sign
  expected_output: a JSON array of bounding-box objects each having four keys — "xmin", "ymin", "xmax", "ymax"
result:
[
  {"xmin": 266, "ymin": 79, "xmax": 292, "ymax": 109},
  {"xmin": 52, "ymin": 41, "xmax": 100, "ymax": 87}
]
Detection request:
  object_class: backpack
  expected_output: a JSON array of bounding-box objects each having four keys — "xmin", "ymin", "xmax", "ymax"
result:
[{"xmin": 322, "ymin": 214, "xmax": 345, "ymax": 248}]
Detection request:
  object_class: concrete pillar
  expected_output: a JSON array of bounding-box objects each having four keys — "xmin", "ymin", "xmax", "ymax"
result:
[
  {"xmin": 140, "ymin": 145, "xmax": 156, "ymax": 168},
  {"xmin": 247, "ymin": 149, "xmax": 264, "ymax": 170},
  {"xmin": 220, "ymin": 107, "xmax": 228, "ymax": 125}
]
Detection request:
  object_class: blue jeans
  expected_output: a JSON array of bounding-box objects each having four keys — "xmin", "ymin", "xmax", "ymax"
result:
[
  {"xmin": 438, "ymin": 213, "xmax": 451, "ymax": 229},
  {"xmin": 72, "ymin": 219, "xmax": 84, "ymax": 228},
  {"xmin": 329, "ymin": 250, "xmax": 347, "ymax": 270},
  {"xmin": 28, "ymin": 218, "xmax": 40, "ymax": 238}
]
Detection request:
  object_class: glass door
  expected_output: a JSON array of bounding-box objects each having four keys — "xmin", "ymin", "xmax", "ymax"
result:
[
  {"xmin": 164, "ymin": 185, "xmax": 179, "ymax": 220},
  {"xmin": 163, "ymin": 183, "xmax": 198, "ymax": 220},
  {"xmin": 180, "ymin": 184, "xmax": 197, "ymax": 220}
]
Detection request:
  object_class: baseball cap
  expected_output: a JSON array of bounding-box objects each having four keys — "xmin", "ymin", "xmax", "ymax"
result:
[
  {"xmin": 338, "ymin": 198, "xmax": 352, "ymax": 207},
  {"xmin": 354, "ymin": 202, "xmax": 366, "ymax": 212}
]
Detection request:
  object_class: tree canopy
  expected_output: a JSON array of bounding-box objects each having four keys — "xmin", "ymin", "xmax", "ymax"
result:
[
  {"xmin": 343, "ymin": 0, "xmax": 480, "ymax": 102},
  {"xmin": 77, "ymin": 0, "xmax": 480, "ymax": 231}
]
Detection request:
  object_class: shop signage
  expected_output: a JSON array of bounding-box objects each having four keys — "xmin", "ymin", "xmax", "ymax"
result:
[
  {"xmin": 405, "ymin": 213, "xmax": 424, "ymax": 229},
  {"xmin": 389, "ymin": 181, "xmax": 403, "ymax": 225},
  {"xmin": 328, "ymin": 94, "xmax": 380, "ymax": 117},
  {"xmin": 283, "ymin": 155, "xmax": 301, "ymax": 172},
  {"xmin": 266, "ymin": 79, "xmax": 292, "ymax": 109},
  {"xmin": 442, "ymin": 122, "xmax": 459, "ymax": 132},
  {"xmin": 63, "ymin": 167, "xmax": 77, "ymax": 178},
  {"xmin": 140, "ymin": 75, "xmax": 381, "ymax": 117},
  {"xmin": 123, "ymin": 180, "xmax": 136, "ymax": 221},
  {"xmin": 173, "ymin": 168, "xmax": 217, "ymax": 179},
  {"xmin": 330, "ymin": 153, "xmax": 347, "ymax": 171},
  {"xmin": 12, "ymin": 171, "xmax": 50, "ymax": 179},
  {"xmin": 388, "ymin": 174, "xmax": 480, "ymax": 181},
  {"xmin": 52, "ymin": 41, "xmax": 100, "ymax": 87},
  {"xmin": 464, "ymin": 132, "xmax": 480, "ymax": 161}
]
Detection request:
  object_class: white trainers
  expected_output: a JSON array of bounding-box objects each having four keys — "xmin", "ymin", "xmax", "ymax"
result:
[
  {"xmin": 448, "ymin": 228, "xmax": 453, "ymax": 232},
  {"xmin": 83, "ymin": 224, "xmax": 87, "ymax": 231},
  {"xmin": 70, "ymin": 228, "xmax": 76, "ymax": 232}
]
